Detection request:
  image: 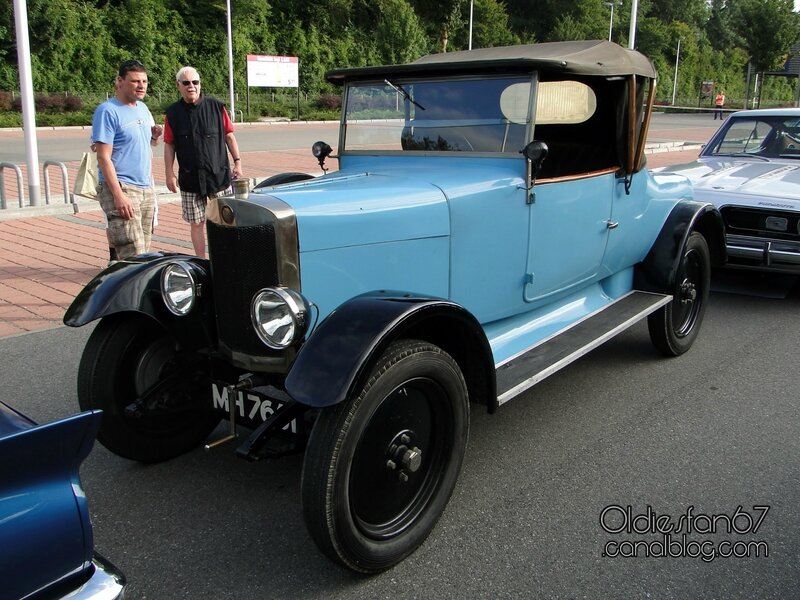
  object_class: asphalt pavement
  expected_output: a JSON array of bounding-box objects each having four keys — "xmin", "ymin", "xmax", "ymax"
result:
[{"xmin": 0, "ymin": 120, "xmax": 709, "ymax": 338}]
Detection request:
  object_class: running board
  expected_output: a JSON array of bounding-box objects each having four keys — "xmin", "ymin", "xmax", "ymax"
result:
[{"xmin": 495, "ymin": 291, "xmax": 671, "ymax": 405}]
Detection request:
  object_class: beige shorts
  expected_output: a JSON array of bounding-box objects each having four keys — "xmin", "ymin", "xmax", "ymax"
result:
[{"xmin": 97, "ymin": 182, "xmax": 155, "ymax": 259}]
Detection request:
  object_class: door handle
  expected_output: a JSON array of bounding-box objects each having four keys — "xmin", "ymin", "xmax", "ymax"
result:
[{"xmin": 606, "ymin": 220, "xmax": 619, "ymax": 229}]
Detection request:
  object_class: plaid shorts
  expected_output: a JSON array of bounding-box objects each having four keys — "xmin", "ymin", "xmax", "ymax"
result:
[
  {"xmin": 98, "ymin": 182, "xmax": 155, "ymax": 259},
  {"xmin": 181, "ymin": 187, "xmax": 231, "ymax": 224}
]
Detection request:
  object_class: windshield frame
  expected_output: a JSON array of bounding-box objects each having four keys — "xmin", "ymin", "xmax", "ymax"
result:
[{"xmin": 338, "ymin": 73, "xmax": 537, "ymax": 157}]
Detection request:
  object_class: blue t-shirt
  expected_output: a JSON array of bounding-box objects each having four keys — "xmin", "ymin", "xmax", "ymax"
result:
[{"xmin": 92, "ymin": 98, "xmax": 154, "ymax": 187}]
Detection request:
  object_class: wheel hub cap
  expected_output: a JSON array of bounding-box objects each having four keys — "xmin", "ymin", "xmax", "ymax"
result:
[
  {"xmin": 385, "ymin": 430, "xmax": 423, "ymax": 483},
  {"xmin": 679, "ymin": 278, "xmax": 696, "ymax": 303}
]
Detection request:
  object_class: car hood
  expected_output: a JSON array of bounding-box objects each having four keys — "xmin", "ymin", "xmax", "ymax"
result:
[
  {"xmin": 662, "ymin": 158, "xmax": 800, "ymax": 208},
  {"xmin": 255, "ymin": 169, "xmax": 452, "ymax": 252}
]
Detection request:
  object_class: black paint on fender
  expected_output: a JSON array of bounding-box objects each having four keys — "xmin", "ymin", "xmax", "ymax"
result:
[
  {"xmin": 63, "ymin": 253, "xmax": 216, "ymax": 348},
  {"xmin": 285, "ymin": 291, "xmax": 497, "ymax": 411},
  {"xmin": 635, "ymin": 200, "xmax": 726, "ymax": 293}
]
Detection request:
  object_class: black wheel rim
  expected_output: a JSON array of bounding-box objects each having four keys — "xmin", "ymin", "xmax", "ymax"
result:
[
  {"xmin": 672, "ymin": 246, "xmax": 703, "ymax": 337},
  {"xmin": 349, "ymin": 377, "xmax": 453, "ymax": 540},
  {"xmin": 119, "ymin": 330, "xmax": 206, "ymax": 434}
]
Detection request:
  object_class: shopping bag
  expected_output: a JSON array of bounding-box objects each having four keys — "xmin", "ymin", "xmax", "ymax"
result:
[{"xmin": 73, "ymin": 151, "xmax": 98, "ymax": 199}]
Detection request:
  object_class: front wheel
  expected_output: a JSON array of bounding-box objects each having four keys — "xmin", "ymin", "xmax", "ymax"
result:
[
  {"xmin": 77, "ymin": 314, "xmax": 220, "ymax": 462},
  {"xmin": 301, "ymin": 339, "xmax": 469, "ymax": 573},
  {"xmin": 648, "ymin": 231, "xmax": 711, "ymax": 356}
]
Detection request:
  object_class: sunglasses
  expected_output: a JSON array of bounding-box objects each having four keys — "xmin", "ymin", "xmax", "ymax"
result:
[{"xmin": 180, "ymin": 80, "xmax": 200, "ymax": 86}]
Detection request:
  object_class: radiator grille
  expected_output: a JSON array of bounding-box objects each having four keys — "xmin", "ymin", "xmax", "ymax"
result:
[
  {"xmin": 722, "ymin": 206, "xmax": 800, "ymax": 241},
  {"xmin": 208, "ymin": 220, "xmax": 280, "ymax": 356}
]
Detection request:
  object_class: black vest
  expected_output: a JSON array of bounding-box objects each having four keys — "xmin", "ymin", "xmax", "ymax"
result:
[{"xmin": 166, "ymin": 96, "xmax": 230, "ymax": 195}]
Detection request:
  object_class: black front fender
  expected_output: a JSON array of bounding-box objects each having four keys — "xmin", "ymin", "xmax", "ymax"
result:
[
  {"xmin": 63, "ymin": 253, "xmax": 216, "ymax": 347},
  {"xmin": 285, "ymin": 291, "xmax": 496, "ymax": 411},
  {"xmin": 635, "ymin": 200, "xmax": 726, "ymax": 293}
]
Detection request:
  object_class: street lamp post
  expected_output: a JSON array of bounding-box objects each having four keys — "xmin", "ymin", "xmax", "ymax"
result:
[
  {"xmin": 628, "ymin": 0, "xmax": 638, "ymax": 49},
  {"xmin": 671, "ymin": 38, "xmax": 681, "ymax": 106},
  {"xmin": 468, "ymin": 0, "xmax": 474, "ymax": 50},
  {"xmin": 12, "ymin": 0, "xmax": 41, "ymax": 206},
  {"xmin": 603, "ymin": 1, "xmax": 621, "ymax": 42},
  {"xmin": 225, "ymin": 0, "xmax": 235, "ymax": 120}
]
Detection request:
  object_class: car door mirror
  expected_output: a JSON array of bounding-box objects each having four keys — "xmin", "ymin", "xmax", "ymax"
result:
[
  {"xmin": 522, "ymin": 140, "xmax": 549, "ymax": 166},
  {"xmin": 520, "ymin": 140, "xmax": 549, "ymax": 201}
]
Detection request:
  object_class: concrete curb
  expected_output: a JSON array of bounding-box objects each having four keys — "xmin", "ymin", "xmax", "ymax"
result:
[
  {"xmin": 644, "ymin": 141, "xmax": 703, "ymax": 154},
  {"xmin": 0, "ymin": 188, "xmax": 181, "ymax": 221}
]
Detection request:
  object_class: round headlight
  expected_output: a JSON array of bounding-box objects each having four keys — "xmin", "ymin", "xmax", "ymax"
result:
[
  {"xmin": 161, "ymin": 262, "xmax": 196, "ymax": 316},
  {"xmin": 251, "ymin": 287, "xmax": 310, "ymax": 349}
]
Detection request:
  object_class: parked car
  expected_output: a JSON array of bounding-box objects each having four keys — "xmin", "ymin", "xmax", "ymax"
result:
[
  {"xmin": 658, "ymin": 108, "xmax": 800, "ymax": 273},
  {"xmin": 0, "ymin": 401, "xmax": 126, "ymax": 599},
  {"xmin": 64, "ymin": 40, "xmax": 725, "ymax": 574}
]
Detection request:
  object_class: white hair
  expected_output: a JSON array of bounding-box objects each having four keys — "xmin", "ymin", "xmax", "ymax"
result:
[{"xmin": 175, "ymin": 66, "xmax": 200, "ymax": 82}]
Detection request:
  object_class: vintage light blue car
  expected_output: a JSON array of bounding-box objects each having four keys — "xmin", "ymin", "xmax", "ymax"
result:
[
  {"xmin": 65, "ymin": 41, "xmax": 725, "ymax": 573},
  {"xmin": 0, "ymin": 401, "xmax": 126, "ymax": 599}
]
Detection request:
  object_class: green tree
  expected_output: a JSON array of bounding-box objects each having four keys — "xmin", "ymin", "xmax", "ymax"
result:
[
  {"xmin": 375, "ymin": 0, "xmax": 429, "ymax": 64},
  {"xmin": 409, "ymin": 0, "xmax": 468, "ymax": 52},
  {"xmin": 5, "ymin": 0, "xmax": 118, "ymax": 93},
  {"xmin": 646, "ymin": 0, "xmax": 708, "ymax": 29},
  {"xmin": 706, "ymin": 0, "xmax": 734, "ymax": 52},
  {"xmin": 451, "ymin": 0, "xmax": 518, "ymax": 49},
  {"xmin": 731, "ymin": 0, "xmax": 799, "ymax": 71},
  {"xmin": 106, "ymin": 0, "xmax": 188, "ymax": 96}
]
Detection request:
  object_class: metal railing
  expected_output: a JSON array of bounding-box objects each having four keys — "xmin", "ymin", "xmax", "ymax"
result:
[
  {"xmin": 0, "ymin": 163, "xmax": 24, "ymax": 209},
  {"xmin": 43, "ymin": 160, "xmax": 78, "ymax": 212},
  {"xmin": 1, "ymin": 160, "xmax": 78, "ymax": 213}
]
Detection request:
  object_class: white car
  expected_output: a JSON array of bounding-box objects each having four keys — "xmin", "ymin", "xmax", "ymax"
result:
[{"xmin": 662, "ymin": 108, "xmax": 800, "ymax": 273}]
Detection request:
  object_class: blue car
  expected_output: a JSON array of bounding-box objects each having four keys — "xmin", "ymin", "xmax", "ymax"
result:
[
  {"xmin": 0, "ymin": 401, "xmax": 125, "ymax": 599},
  {"xmin": 64, "ymin": 40, "xmax": 726, "ymax": 574}
]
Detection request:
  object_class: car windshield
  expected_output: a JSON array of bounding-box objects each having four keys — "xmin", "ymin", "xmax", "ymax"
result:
[
  {"xmin": 705, "ymin": 115, "xmax": 800, "ymax": 159},
  {"xmin": 342, "ymin": 76, "xmax": 534, "ymax": 154}
]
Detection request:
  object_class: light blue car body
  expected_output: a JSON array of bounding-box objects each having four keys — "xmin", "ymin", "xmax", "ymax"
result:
[{"xmin": 258, "ymin": 155, "xmax": 692, "ymax": 365}]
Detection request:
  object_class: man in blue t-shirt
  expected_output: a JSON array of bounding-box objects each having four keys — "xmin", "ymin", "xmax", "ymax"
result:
[{"xmin": 92, "ymin": 60, "xmax": 163, "ymax": 260}]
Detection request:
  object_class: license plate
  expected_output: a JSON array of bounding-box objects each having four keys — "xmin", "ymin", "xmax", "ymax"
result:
[{"xmin": 211, "ymin": 382, "xmax": 286, "ymax": 425}]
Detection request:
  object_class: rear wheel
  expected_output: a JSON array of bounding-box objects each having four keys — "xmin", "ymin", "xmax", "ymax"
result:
[
  {"xmin": 648, "ymin": 232, "xmax": 710, "ymax": 356},
  {"xmin": 78, "ymin": 314, "xmax": 220, "ymax": 462},
  {"xmin": 301, "ymin": 339, "xmax": 469, "ymax": 573}
]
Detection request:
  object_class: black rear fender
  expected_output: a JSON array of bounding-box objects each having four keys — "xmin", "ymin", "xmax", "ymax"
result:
[{"xmin": 635, "ymin": 201, "xmax": 726, "ymax": 293}]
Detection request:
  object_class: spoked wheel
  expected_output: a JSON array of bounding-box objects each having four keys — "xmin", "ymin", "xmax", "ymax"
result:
[
  {"xmin": 78, "ymin": 314, "xmax": 220, "ymax": 462},
  {"xmin": 301, "ymin": 339, "xmax": 469, "ymax": 573},
  {"xmin": 648, "ymin": 231, "xmax": 711, "ymax": 356}
]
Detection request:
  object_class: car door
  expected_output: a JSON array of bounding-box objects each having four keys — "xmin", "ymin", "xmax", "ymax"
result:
[{"xmin": 524, "ymin": 173, "xmax": 613, "ymax": 303}]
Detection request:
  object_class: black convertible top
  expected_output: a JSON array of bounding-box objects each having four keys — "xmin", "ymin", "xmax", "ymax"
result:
[{"xmin": 326, "ymin": 40, "xmax": 657, "ymax": 84}]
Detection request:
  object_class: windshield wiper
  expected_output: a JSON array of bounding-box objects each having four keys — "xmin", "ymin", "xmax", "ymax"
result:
[{"xmin": 385, "ymin": 79, "xmax": 425, "ymax": 111}]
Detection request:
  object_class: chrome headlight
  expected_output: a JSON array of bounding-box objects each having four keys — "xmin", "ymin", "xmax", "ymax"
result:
[
  {"xmin": 251, "ymin": 287, "xmax": 310, "ymax": 349},
  {"xmin": 161, "ymin": 262, "xmax": 197, "ymax": 316}
]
